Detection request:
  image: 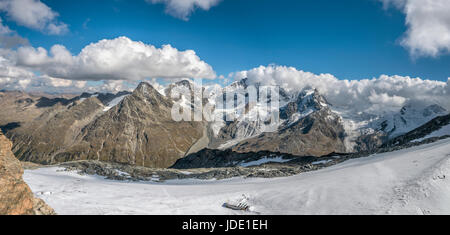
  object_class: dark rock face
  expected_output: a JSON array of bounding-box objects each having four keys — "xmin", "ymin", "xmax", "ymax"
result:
[
  {"xmin": 0, "ymin": 131, "xmax": 55, "ymax": 215},
  {"xmin": 171, "ymin": 148, "xmax": 303, "ymax": 169}
]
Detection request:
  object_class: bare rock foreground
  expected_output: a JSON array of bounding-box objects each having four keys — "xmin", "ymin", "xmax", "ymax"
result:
[{"xmin": 0, "ymin": 131, "xmax": 55, "ymax": 215}]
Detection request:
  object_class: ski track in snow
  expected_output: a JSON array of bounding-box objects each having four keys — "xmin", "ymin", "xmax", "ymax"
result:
[{"xmin": 23, "ymin": 139, "xmax": 450, "ymax": 215}]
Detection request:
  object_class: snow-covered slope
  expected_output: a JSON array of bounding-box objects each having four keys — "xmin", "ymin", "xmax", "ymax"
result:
[
  {"xmin": 331, "ymin": 103, "xmax": 448, "ymax": 151},
  {"xmin": 372, "ymin": 104, "xmax": 447, "ymax": 138},
  {"xmin": 102, "ymin": 94, "xmax": 129, "ymax": 111},
  {"xmin": 413, "ymin": 123, "xmax": 450, "ymax": 142},
  {"xmin": 24, "ymin": 139, "xmax": 450, "ymax": 215}
]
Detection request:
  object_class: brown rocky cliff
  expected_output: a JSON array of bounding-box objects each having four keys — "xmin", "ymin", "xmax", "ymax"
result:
[{"xmin": 0, "ymin": 131, "xmax": 55, "ymax": 215}]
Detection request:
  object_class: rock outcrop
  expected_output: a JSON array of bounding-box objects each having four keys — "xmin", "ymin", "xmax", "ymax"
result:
[{"xmin": 0, "ymin": 131, "xmax": 55, "ymax": 215}]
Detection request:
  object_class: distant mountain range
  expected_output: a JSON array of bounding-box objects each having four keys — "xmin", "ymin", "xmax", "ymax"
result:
[{"xmin": 1, "ymin": 78, "xmax": 449, "ymax": 168}]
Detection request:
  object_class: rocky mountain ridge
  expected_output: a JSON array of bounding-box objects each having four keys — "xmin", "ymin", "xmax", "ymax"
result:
[
  {"xmin": 209, "ymin": 82, "xmax": 351, "ymax": 156},
  {"xmin": 2, "ymin": 83, "xmax": 205, "ymax": 168},
  {"xmin": 1, "ymin": 78, "xmax": 449, "ymax": 169}
]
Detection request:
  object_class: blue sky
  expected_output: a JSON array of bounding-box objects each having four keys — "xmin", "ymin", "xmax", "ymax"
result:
[{"xmin": 2, "ymin": 0, "xmax": 447, "ymax": 82}]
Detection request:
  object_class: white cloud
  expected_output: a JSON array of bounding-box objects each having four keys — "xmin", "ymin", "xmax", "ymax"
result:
[
  {"xmin": 236, "ymin": 65, "xmax": 450, "ymax": 115},
  {"xmin": 0, "ymin": 48, "xmax": 118, "ymax": 93},
  {"xmin": 0, "ymin": 54, "xmax": 85, "ymax": 93},
  {"xmin": 0, "ymin": 36, "xmax": 215, "ymax": 93},
  {"xmin": 147, "ymin": 0, "xmax": 221, "ymax": 20},
  {"xmin": 15, "ymin": 36, "xmax": 216, "ymax": 81},
  {"xmin": 0, "ymin": 16, "xmax": 29, "ymax": 48},
  {"xmin": 95, "ymin": 80, "xmax": 131, "ymax": 93},
  {"xmin": 0, "ymin": 33, "xmax": 217, "ymax": 93},
  {"xmin": 0, "ymin": 53, "xmax": 34, "ymax": 90},
  {"xmin": 381, "ymin": 0, "xmax": 450, "ymax": 58},
  {"xmin": 0, "ymin": 0, "xmax": 68, "ymax": 35}
]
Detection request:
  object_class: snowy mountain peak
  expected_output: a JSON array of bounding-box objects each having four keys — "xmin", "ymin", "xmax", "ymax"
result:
[
  {"xmin": 132, "ymin": 82, "xmax": 171, "ymax": 107},
  {"xmin": 280, "ymin": 89, "xmax": 329, "ymax": 121},
  {"xmin": 229, "ymin": 78, "xmax": 249, "ymax": 90},
  {"xmin": 296, "ymin": 89, "xmax": 329, "ymax": 110}
]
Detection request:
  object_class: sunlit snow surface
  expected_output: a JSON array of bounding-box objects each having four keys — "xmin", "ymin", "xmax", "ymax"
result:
[{"xmin": 24, "ymin": 139, "xmax": 450, "ymax": 215}]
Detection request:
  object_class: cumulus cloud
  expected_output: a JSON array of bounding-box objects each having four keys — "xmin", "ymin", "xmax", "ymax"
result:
[
  {"xmin": 93, "ymin": 80, "xmax": 133, "ymax": 93},
  {"xmin": 147, "ymin": 0, "xmax": 221, "ymax": 20},
  {"xmin": 235, "ymin": 65, "xmax": 450, "ymax": 115},
  {"xmin": 0, "ymin": 64, "xmax": 126, "ymax": 94},
  {"xmin": 0, "ymin": 52, "xmax": 86, "ymax": 93},
  {"xmin": 380, "ymin": 0, "xmax": 450, "ymax": 58},
  {"xmin": 0, "ymin": 0, "xmax": 68, "ymax": 35},
  {"xmin": 15, "ymin": 36, "xmax": 216, "ymax": 81},
  {"xmin": 0, "ymin": 37, "xmax": 215, "ymax": 93},
  {"xmin": 0, "ymin": 53, "xmax": 34, "ymax": 90}
]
